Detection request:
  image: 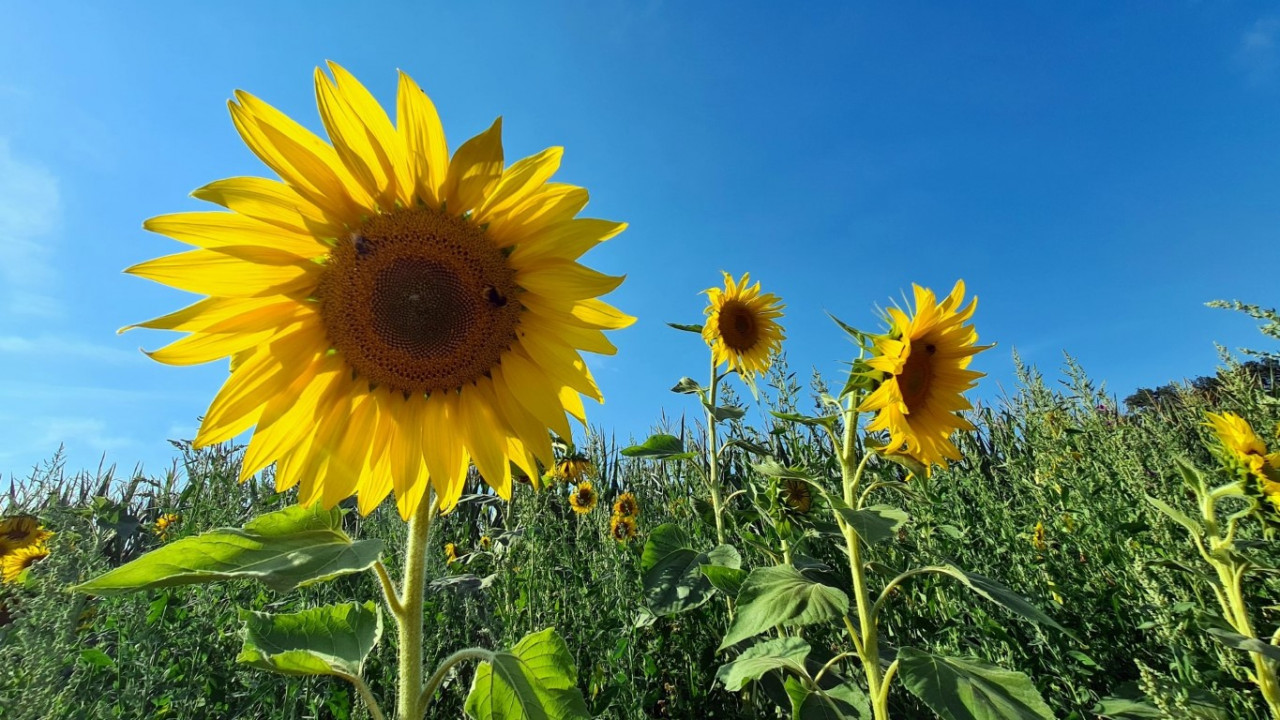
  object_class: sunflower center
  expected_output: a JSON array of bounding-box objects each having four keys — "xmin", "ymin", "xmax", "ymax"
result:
[
  {"xmin": 319, "ymin": 207, "xmax": 521, "ymax": 394},
  {"xmin": 899, "ymin": 339, "xmax": 937, "ymax": 411},
  {"xmin": 718, "ymin": 300, "xmax": 760, "ymax": 351}
]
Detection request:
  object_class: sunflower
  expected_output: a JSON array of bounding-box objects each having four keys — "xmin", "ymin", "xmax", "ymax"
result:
[
  {"xmin": 859, "ymin": 281, "xmax": 990, "ymax": 469},
  {"xmin": 610, "ymin": 514, "xmax": 638, "ymax": 543},
  {"xmin": 444, "ymin": 542, "xmax": 458, "ymax": 563},
  {"xmin": 779, "ymin": 478, "xmax": 812, "ymax": 514},
  {"xmin": 1031, "ymin": 521, "xmax": 1048, "ymax": 552},
  {"xmin": 702, "ymin": 272, "xmax": 785, "ymax": 379},
  {"xmin": 555, "ymin": 455, "xmax": 595, "ymax": 483},
  {"xmin": 0, "ymin": 515, "xmax": 52, "ymax": 555},
  {"xmin": 569, "ymin": 481, "xmax": 598, "ymax": 514},
  {"xmin": 612, "ymin": 491, "xmax": 639, "ymax": 518},
  {"xmin": 479, "ymin": 535, "xmax": 492, "ymax": 551},
  {"xmin": 1205, "ymin": 412, "xmax": 1280, "ymax": 479},
  {"xmin": 153, "ymin": 513, "xmax": 181, "ymax": 538},
  {"xmin": 2, "ymin": 543, "xmax": 49, "ymax": 583},
  {"xmin": 123, "ymin": 63, "xmax": 633, "ymax": 519}
]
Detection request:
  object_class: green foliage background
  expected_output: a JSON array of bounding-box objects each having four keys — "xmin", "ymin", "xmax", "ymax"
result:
[{"xmin": 2, "ymin": 345, "xmax": 1279, "ymax": 719}]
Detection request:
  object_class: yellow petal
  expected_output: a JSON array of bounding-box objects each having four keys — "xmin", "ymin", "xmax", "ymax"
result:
[
  {"xmin": 487, "ymin": 183, "xmax": 589, "ymax": 242},
  {"xmin": 396, "ymin": 71, "xmax": 449, "ymax": 206},
  {"xmin": 422, "ymin": 392, "xmax": 469, "ymax": 513},
  {"xmin": 390, "ymin": 394, "xmax": 428, "ymax": 520},
  {"xmin": 315, "ymin": 67, "xmax": 392, "ymax": 210},
  {"xmin": 475, "ymin": 147, "xmax": 563, "ymax": 223},
  {"xmin": 458, "ymin": 382, "xmax": 511, "ymax": 497},
  {"xmin": 125, "ymin": 247, "xmax": 320, "ymax": 298},
  {"xmin": 144, "ymin": 212, "xmax": 328, "ymax": 258},
  {"xmin": 442, "ymin": 117, "xmax": 503, "ymax": 214},
  {"xmin": 323, "ymin": 390, "xmax": 380, "ymax": 507},
  {"xmin": 515, "ymin": 328, "xmax": 602, "ymax": 402},
  {"xmin": 144, "ymin": 326, "xmax": 279, "ymax": 367},
  {"xmin": 489, "ymin": 365, "xmax": 555, "ymax": 470},
  {"xmin": 559, "ymin": 384, "xmax": 587, "ymax": 426},
  {"xmin": 121, "ymin": 296, "xmax": 282, "ymax": 334},
  {"xmin": 517, "ymin": 260, "xmax": 624, "ymax": 300},
  {"xmin": 192, "ymin": 177, "xmax": 342, "ymax": 239},
  {"xmin": 327, "ymin": 62, "xmax": 412, "ymax": 209},
  {"xmin": 497, "ymin": 350, "xmax": 572, "ymax": 442},
  {"xmin": 509, "ymin": 219, "xmax": 626, "ymax": 265},
  {"xmin": 240, "ymin": 352, "xmax": 344, "ymax": 482}
]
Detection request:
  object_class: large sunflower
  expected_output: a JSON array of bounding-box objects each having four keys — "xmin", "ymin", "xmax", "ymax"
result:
[
  {"xmin": 702, "ymin": 272, "xmax": 785, "ymax": 379},
  {"xmin": 1205, "ymin": 412, "xmax": 1279, "ymax": 477},
  {"xmin": 859, "ymin": 281, "xmax": 989, "ymax": 469},
  {"xmin": 2, "ymin": 543, "xmax": 48, "ymax": 584},
  {"xmin": 0, "ymin": 515, "xmax": 52, "ymax": 555},
  {"xmin": 125, "ymin": 64, "xmax": 633, "ymax": 518}
]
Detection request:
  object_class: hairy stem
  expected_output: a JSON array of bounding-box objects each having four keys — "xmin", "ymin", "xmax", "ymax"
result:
[{"xmin": 395, "ymin": 492, "xmax": 437, "ymax": 720}]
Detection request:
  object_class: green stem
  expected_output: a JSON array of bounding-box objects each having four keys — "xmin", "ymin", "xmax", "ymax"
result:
[
  {"xmin": 395, "ymin": 492, "xmax": 437, "ymax": 720},
  {"xmin": 419, "ymin": 647, "xmax": 495, "ymax": 712},
  {"xmin": 707, "ymin": 356, "xmax": 726, "ymax": 546},
  {"xmin": 350, "ymin": 676, "xmax": 387, "ymax": 720}
]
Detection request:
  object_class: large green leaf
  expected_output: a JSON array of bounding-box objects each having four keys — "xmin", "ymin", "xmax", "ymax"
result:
[
  {"xmin": 836, "ymin": 505, "xmax": 909, "ymax": 545},
  {"xmin": 896, "ymin": 648, "xmax": 1053, "ymax": 720},
  {"xmin": 620, "ymin": 434, "xmax": 697, "ymax": 460},
  {"xmin": 931, "ymin": 565, "xmax": 1075, "ymax": 638},
  {"xmin": 701, "ymin": 565, "xmax": 749, "ymax": 597},
  {"xmin": 720, "ymin": 565, "xmax": 850, "ymax": 648},
  {"xmin": 784, "ymin": 677, "xmax": 871, "ymax": 720},
  {"xmin": 72, "ymin": 504, "xmax": 383, "ymax": 595},
  {"xmin": 641, "ymin": 524, "xmax": 690, "ymax": 574},
  {"xmin": 642, "ymin": 538, "xmax": 740, "ymax": 616},
  {"xmin": 716, "ymin": 637, "xmax": 811, "ymax": 691},
  {"xmin": 464, "ymin": 627, "xmax": 590, "ymax": 720},
  {"xmin": 1205, "ymin": 627, "xmax": 1280, "ymax": 662},
  {"xmin": 237, "ymin": 601, "xmax": 381, "ymax": 680}
]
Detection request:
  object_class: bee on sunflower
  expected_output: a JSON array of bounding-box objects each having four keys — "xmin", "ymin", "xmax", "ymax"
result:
[
  {"xmin": 609, "ymin": 514, "xmax": 637, "ymax": 543},
  {"xmin": 612, "ymin": 491, "xmax": 639, "ymax": 518},
  {"xmin": 568, "ymin": 481, "xmax": 599, "ymax": 515}
]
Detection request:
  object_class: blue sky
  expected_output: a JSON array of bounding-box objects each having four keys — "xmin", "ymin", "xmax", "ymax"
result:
[{"xmin": 2, "ymin": 2, "xmax": 1280, "ymax": 482}]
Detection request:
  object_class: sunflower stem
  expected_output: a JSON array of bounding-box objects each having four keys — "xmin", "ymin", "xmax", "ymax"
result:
[
  {"xmin": 395, "ymin": 491, "xmax": 437, "ymax": 720},
  {"xmin": 706, "ymin": 356, "xmax": 726, "ymax": 547},
  {"xmin": 419, "ymin": 647, "xmax": 495, "ymax": 712}
]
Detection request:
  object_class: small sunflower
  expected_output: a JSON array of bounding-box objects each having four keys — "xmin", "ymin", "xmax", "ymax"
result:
[
  {"xmin": 555, "ymin": 455, "xmax": 595, "ymax": 483},
  {"xmin": 779, "ymin": 478, "xmax": 812, "ymax": 514},
  {"xmin": 479, "ymin": 535, "xmax": 492, "ymax": 550},
  {"xmin": 610, "ymin": 513, "xmax": 637, "ymax": 542},
  {"xmin": 1031, "ymin": 521, "xmax": 1048, "ymax": 552},
  {"xmin": 702, "ymin": 272, "xmax": 785, "ymax": 379},
  {"xmin": 612, "ymin": 491, "xmax": 639, "ymax": 518},
  {"xmin": 0, "ymin": 515, "xmax": 52, "ymax": 555},
  {"xmin": 154, "ymin": 513, "xmax": 181, "ymax": 538},
  {"xmin": 444, "ymin": 542, "xmax": 458, "ymax": 563},
  {"xmin": 2, "ymin": 543, "xmax": 49, "ymax": 583},
  {"xmin": 123, "ymin": 63, "xmax": 633, "ymax": 520},
  {"xmin": 859, "ymin": 281, "xmax": 990, "ymax": 469},
  {"xmin": 569, "ymin": 481, "xmax": 599, "ymax": 514}
]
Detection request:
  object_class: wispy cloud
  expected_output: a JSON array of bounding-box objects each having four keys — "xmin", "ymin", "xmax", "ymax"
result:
[
  {"xmin": 0, "ymin": 138, "xmax": 60, "ymax": 317},
  {"xmin": 34, "ymin": 417, "xmax": 134, "ymax": 453},
  {"xmin": 0, "ymin": 334, "xmax": 141, "ymax": 364},
  {"xmin": 1236, "ymin": 17, "xmax": 1280, "ymax": 86}
]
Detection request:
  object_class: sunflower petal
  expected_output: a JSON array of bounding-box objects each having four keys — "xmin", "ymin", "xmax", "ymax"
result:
[
  {"xmin": 125, "ymin": 247, "xmax": 321, "ymax": 298},
  {"xmin": 442, "ymin": 117, "xmax": 503, "ymax": 214},
  {"xmin": 192, "ymin": 177, "xmax": 342, "ymax": 239},
  {"xmin": 476, "ymin": 147, "xmax": 563, "ymax": 223},
  {"xmin": 396, "ymin": 71, "xmax": 449, "ymax": 206}
]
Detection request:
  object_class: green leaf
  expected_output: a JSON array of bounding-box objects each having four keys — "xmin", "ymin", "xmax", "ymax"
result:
[
  {"xmin": 464, "ymin": 627, "xmax": 590, "ymax": 720},
  {"xmin": 71, "ymin": 504, "xmax": 383, "ymax": 596},
  {"xmin": 785, "ymin": 676, "xmax": 872, "ymax": 720},
  {"xmin": 79, "ymin": 648, "xmax": 115, "ymax": 669},
  {"xmin": 770, "ymin": 410, "xmax": 840, "ymax": 430},
  {"xmin": 1092, "ymin": 697, "xmax": 1163, "ymax": 719},
  {"xmin": 716, "ymin": 637, "xmax": 811, "ymax": 691},
  {"xmin": 671, "ymin": 377, "xmax": 703, "ymax": 395},
  {"xmin": 620, "ymin": 434, "xmax": 697, "ymax": 460},
  {"xmin": 237, "ymin": 601, "xmax": 382, "ymax": 680},
  {"xmin": 1144, "ymin": 495, "xmax": 1203, "ymax": 536},
  {"xmin": 642, "ymin": 541, "xmax": 740, "ymax": 616},
  {"xmin": 896, "ymin": 648, "xmax": 1053, "ymax": 720},
  {"xmin": 640, "ymin": 524, "xmax": 690, "ymax": 574},
  {"xmin": 1205, "ymin": 627, "xmax": 1280, "ymax": 662},
  {"xmin": 931, "ymin": 565, "xmax": 1076, "ymax": 638},
  {"xmin": 720, "ymin": 565, "xmax": 850, "ymax": 648},
  {"xmin": 701, "ymin": 565, "xmax": 749, "ymax": 597},
  {"xmin": 707, "ymin": 403, "xmax": 747, "ymax": 422},
  {"xmin": 753, "ymin": 460, "xmax": 821, "ymax": 482},
  {"xmin": 835, "ymin": 505, "xmax": 908, "ymax": 545},
  {"xmin": 667, "ymin": 322, "xmax": 704, "ymax": 334}
]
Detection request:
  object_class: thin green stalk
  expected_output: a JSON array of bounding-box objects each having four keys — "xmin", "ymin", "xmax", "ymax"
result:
[
  {"xmin": 707, "ymin": 356, "xmax": 726, "ymax": 546},
  {"xmin": 395, "ymin": 492, "xmax": 438, "ymax": 720},
  {"xmin": 419, "ymin": 647, "xmax": 495, "ymax": 712},
  {"xmin": 351, "ymin": 676, "xmax": 387, "ymax": 720}
]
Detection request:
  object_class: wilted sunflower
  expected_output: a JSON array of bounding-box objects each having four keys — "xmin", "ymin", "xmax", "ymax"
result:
[
  {"xmin": 153, "ymin": 513, "xmax": 181, "ymax": 538},
  {"xmin": 0, "ymin": 515, "xmax": 52, "ymax": 555},
  {"xmin": 702, "ymin": 272, "xmax": 785, "ymax": 379},
  {"xmin": 555, "ymin": 455, "xmax": 595, "ymax": 483},
  {"xmin": 860, "ymin": 281, "xmax": 990, "ymax": 469},
  {"xmin": 2, "ymin": 543, "xmax": 49, "ymax": 583},
  {"xmin": 779, "ymin": 478, "xmax": 812, "ymax": 513},
  {"xmin": 612, "ymin": 491, "xmax": 639, "ymax": 518},
  {"xmin": 610, "ymin": 513, "xmax": 638, "ymax": 542},
  {"xmin": 123, "ymin": 63, "xmax": 633, "ymax": 519},
  {"xmin": 569, "ymin": 481, "xmax": 598, "ymax": 514}
]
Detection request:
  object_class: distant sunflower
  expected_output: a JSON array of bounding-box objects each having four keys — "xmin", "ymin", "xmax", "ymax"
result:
[
  {"xmin": 555, "ymin": 455, "xmax": 595, "ymax": 484},
  {"xmin": 569, "ymin": 481, "xmax": 599, "ymax": 514},
  {"xmin": 444, "ymin": 542, "xmax": 458, "ymax": 563},
  {"xmin": 610, "ymin": 514, "xmax": 637, "ymax": 542},
  {"xmin": 2, "ymin": 543, "xmax": 49, "ymax": 583},
  {"xmin": 1031, "ymin": 521, "xmax": 1048, "ymax": 552},
  {"xmin": 0, "ymin": 515, "xmax": 52, "ymax": 555},
  {"xmin": 612, "ymin": 492, "xmax": 639, "ymax": 518},
  {"xmin": 860, "ymin": 281, "xmax": 990, "ymax": 469},
  {"xmin": 479, "ymin": 535, "xmax": 492, "ymax": 550},
  {"xmin": 123, "ymin": 63, "xmax": 633, "ymax": 519},
  {"xmin": 779, "ymin": 478, "xmax": 812, "ymax": 514},
  {"xmin": 153, "ymin": 513, "xmax": 181, "ymax": 538},
  {"xmin": 702, "ymin": 272, "xmax": 785, "ymax": 379}
]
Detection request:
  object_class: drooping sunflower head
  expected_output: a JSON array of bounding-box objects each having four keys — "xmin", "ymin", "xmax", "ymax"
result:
[
  {"xmin": 555, "ymin": 455, "xmax": 595, "ymax": 484},
  {"xmin": 610, "ymin": 513, "xmax": 638, "ymax": 543},
  {"xmin": 0, "ymin": 515, "xmax": 52, "ymax": 555},
  {"xmin": 779, "ymin": 478, "xmax": 812, "ymax": 514},
  {"xmin": 612, "ymin": 492, "xmax": 639, "ymax": 518},
  {"xmin": 125, "ymin": 63, "xmax": 634, "ymax": 520},
  {"xmin": 858, "ymin": 281, "xmax": 990, "ymax": 470},
  {"xmin": 702, "ymin": 272, "xmax": 785, "ymax": 379},
  {"xmin": 569, "ymin": 481, "xmax": 599, "ymax": 514},
  {"xmin": 2, "ymin": 543, "xmax": 49, "ymax": 584}
]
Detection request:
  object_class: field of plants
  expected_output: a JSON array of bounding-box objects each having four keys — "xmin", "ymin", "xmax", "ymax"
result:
[{"xmin": 2, "ymin": 304, "xmax": 1279, "ymax": 719}]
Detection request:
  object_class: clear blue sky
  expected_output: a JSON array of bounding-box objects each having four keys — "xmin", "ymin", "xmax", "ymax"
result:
[{"xmin": 2, "ymin": 2, "xmax": 1279, "ymax": 482}]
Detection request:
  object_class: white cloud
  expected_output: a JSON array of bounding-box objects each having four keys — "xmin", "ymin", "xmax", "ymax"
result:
[
  {"xmin": 0, "ymin": 138, "xmax": 60, "ymax": 317},
  {"xmin": 34, "ymin": 417, "xmax": 133, "ymax": 453},
  {"xmin": 0, "ymin": 334, "xmax": 141, "ymax": 364},
  {"xmin": 1236, "ymin": 17, "xmax": 1280, "ymax": 85}
]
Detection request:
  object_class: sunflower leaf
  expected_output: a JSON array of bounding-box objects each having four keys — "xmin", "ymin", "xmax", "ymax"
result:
[
  {"xmin": 707, "ymin": 403, "xmax": 747, "ymax": 422},
  {"xmin": 1205, "ymin": 627, "xmax": 1280, "ymax": 662},
  {"xmin": 785, "ymin": 676, "xmax": 872, "ymax": 720},
  {"xmin": 71, "ymin": 504, "xmax": 382, "ymax": 596},
  {"xmin": 671, "ymin": 377, "xmax": 704, "ymax": 395},
  {"xmin": 896, "ymin": 648, "xmax": 1054, "ymax": 720},
  {"xmin": 464, "ymin": 627, "xmax": 590, "ymax": 720},
  {"xmin": 770, "ymin": 410, "xmax": 840, "ymax": 430},
  {"xmin": 720, "ymin": 565, "xmax": 850, "ymax": 648},
  {"xmin": 667, "ymin": 322, "xmax": 704, "ymax": 334},
  {"xmin": 237, "ymin": 601, "xmax": 381, "ymax": 679},
  {"xmin": 621, "ymin": 434, "xmax": 697, "ymax": 461},
  {"xmin": 929, "ymin": 565, "xmax": 1076, "ymax": 638},
  {"xmin": 834, "ymin": 505, "xmax": 909, "ymax": 546},
  {"xmin": 1145, "ymin": 495, "xmax": 1203, "ymax": 537},
  {"xmin": 716, "ymin": 637, "xmax": 812, "ymax": 691}
]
